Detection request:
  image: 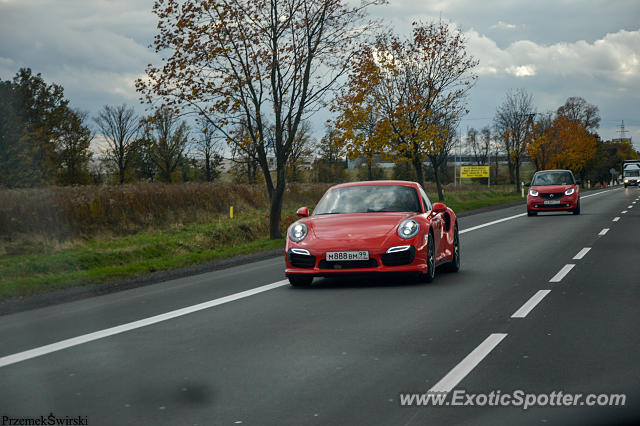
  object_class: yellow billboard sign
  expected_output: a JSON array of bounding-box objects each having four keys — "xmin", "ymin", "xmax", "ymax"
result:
[{"xmin": 460, "ymin": 166, "xmax": 489, "ymax": 178}]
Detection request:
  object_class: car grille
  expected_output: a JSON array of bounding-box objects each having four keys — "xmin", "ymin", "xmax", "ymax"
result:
[
  {"xmin": 289, "ymin": 251, "xmax": 316, "ymax": 268},
  {"xmin": 534, "ymin": 203, "xmax": 571, "ymax": 209},
  {"xmin": 381, "ymin": 246, "xmax": 415, "ymax": 266},
  {"xmin": 538, "ymin": 192, "xmax": 565, "ymax": 199},
  {"xmin": 318, "ymin": 259, "xmax": 378, "ymax": 269}
]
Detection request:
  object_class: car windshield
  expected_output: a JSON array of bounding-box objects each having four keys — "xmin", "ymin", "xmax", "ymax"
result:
[
  {"xmin": 532, "ymin": 171, "xmax": 575, "ymax": 186},
  {"xmin": 624, "ymin": 169, "xmax": 639, "ymax": 177},
  {"xmin": 314, "ymin": 185, "xmax": 421, "ymax": 215}
]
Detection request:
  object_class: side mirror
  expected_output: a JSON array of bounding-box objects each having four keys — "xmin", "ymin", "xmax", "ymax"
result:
[
  {"xmin": 432, "ymin": 202, "xmax": 447, "ymax": 214},
  {"xmin": 296, "ymin": 206, "xmax": 309, "ymax": 218},
  {"xmin": 524, "ymin": 182, "xmax": 531, "ymax": 187}
]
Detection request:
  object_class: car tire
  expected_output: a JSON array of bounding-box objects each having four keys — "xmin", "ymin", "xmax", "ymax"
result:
[
  {"xmin": 573, "ymin": 201, "xmax": 580, "ymax": 215},
  {"xmin": 624, "ymin": 184, "xmax": 627, "ymax": 188},
  {"xmin": 527, "ymin": 210, "xmax": 537, "ymax": 216},
  {"xmin": 288, "ymin": 275, "xmax": 313, "ymax": 287},
  {"xmin": 446, "ymin": 224, "xmax": 460, "ymax": 272},
  {"xmin": 420, "ymin": 231, "xmax": 436, "ymax": 283}
]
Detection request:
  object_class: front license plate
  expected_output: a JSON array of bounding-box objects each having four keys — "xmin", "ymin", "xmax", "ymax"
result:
[
  {"xmin": 544, "ymin": 200, "xmax": 561, "ymax": 205},
  {"xmin": 326, "ymin": 251, "xmax": 369, "ymax": 261}
]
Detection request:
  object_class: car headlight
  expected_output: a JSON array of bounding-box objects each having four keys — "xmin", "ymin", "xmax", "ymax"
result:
[
  {"xmin": 288, "ymin": 222, "xmax": 308, "ymax": 242},
  {"xmin": 398, "ymin": 219, "xmax": 420, "ymax": 239},
  {"xmin": 625, "ymin": 179, "xmax": 629, "ymax": 183},
  {"xmin": 529, "ymin": 189, "xmax": 538, "ymax": 196},
  {"xmin": 565, "ymin": 187, "xmax": 575, "ymax": 196}
]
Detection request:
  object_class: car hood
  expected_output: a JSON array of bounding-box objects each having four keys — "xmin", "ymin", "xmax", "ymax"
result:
[
  {"xmin": 308, "ymin": 212, "xmax": 415, "ymax": 239},
  {"xmin": 531, "ymin": 184, "xmax": 573, "ymax": 193}
]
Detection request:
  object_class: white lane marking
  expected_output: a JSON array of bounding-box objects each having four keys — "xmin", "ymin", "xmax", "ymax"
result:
[
  {"xmin": 622, "ymin": 211, "xmax": 628, "ymax": 214},
  {"xmin": 511, "ymin": 290, "xmax": 552, "ymax": 318},
  {"xmin": 550, "ymin": 264, "xmax": 575, "ymax": 282},
  {"xmin": 573, "ymin": 247, "xmax": 591, "ymax": 260},
  {"xmin": 628, "ymin": 205, "xmax": 633, "ymax": 209},
  {"xmin": 599, "ymin": 228, "xmax": 610, "ymax": 236},
  {"xmin": 460, "ymin": 213, "xmax": 526, "ymax": 234},
  {"xmin": 613, "ymin": 217, "xmax": 620, "ymax": 222},
  {"xmin": 429, "ymin": 334, "xmax": 507, "ymax": 393},
  {"xmin": 0, "ymin": 280, "xmax": 290, "ymax": 368}
]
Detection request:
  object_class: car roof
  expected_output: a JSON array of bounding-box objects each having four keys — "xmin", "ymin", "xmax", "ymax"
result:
[
  {"xmin": 329, "ymin": 180, "xmax": 419, "ymax": 190},
  {"xmin": 534, "ymin": 169, "xmax": 572, "ymax": 173}
]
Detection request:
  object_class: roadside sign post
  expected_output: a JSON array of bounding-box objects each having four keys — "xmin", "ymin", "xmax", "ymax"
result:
[
  {"xmin": 460, "ymin": 166, "xmax": 490, "ymax": 188},
  {"xmin": 521, "ymin": 181, "xmax": 525, "ymax": 198}
]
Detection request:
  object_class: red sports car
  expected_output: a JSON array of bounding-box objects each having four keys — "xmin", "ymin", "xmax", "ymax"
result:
[
  {"xmin": 284, "ymin": 180, "xmax": 460, "ymax": 287},
  {"xmin": 526, "ymin": 169, "xmax": 581, "ymax": 216}
]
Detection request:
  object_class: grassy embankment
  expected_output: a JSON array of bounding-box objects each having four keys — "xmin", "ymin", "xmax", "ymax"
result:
[{"xmin": 0, "ymin": 182, "xmax": 521, "ymax": 299}]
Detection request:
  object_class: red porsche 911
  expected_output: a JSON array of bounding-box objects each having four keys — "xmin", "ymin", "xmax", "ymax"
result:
[{"xmin": 284, "ymin": 180, "xmax": 460, "ymax": 287}]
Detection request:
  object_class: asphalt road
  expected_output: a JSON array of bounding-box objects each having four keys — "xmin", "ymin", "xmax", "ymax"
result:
[{"xmin": 1, "ymin": 186, "xmax": 639, "ymax": 425}]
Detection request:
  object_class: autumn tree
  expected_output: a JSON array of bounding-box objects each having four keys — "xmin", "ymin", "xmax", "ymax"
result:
[
  {"xmin": 55, "ymin": 110, "xmax": 94, "ymax": 185},
  {"xmin": 138, "ymin": 0, "xmax": 381, "ymax": 239},
  {"xmin": 333, "ymin": 21, "xmax": 478, "ymax": 200},
  {"xmin": 313, "ymin": 125, "xmax": 346, "ymax": 183},
  {"xmin": 494, "ymin": 89, "xmax": 536, "ymax": 191},
  {"xmin": 557, "ymin": 96, "xmax": 600, "ymax": 132},
  {"xmin": 194, "ymin": 121, "xmax": 223, "ymax": 182},
  {"xmin": 283, "ymin": 120, "xmax": 314, "ymax": 182},
  {"xmin": 526, "ymin": 111, "xmax": 554, "ymax": 171},
  {"xmin": 466, "ymin": 126, "xmax": 491, "ymax": 166},
  {"xmin": 0, "ymin": 68, "xmax": 91, "ymax": 187},
  {"xmin": 527, "ymin": 114, "xmax": 597, "ymax": 177},
  {"xmin": 143, "ymin": 107, "xmax": 189, "ymax": 183},
  {"xmin": 94, "ymin": 104, "xmax": 140, "ymax": 184}
]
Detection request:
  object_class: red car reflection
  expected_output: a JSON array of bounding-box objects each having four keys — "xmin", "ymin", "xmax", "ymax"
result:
[
  {"xmin": 284, "ymin": 181, "xmax": 460, "ymax": 287},
  {"xmin": 526, "ymin": 169, "xmax": 580, "ymax": 216}
]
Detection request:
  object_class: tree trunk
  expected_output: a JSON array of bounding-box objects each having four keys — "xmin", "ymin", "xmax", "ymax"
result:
[
  {"xmin": 514, "ymin": 160, "xmax": 521, "ymax": 192},
  {"xmin": 431, "ymin": 159, "xmax": 444, "ymax": 201},
  {"xmin": 119, "ymin": 160, "xmax": 125, "ymax": 185},
  {"xmin": 412, "ymin": 157, "xmax": 424, "ymax": 187},
  {"xmin": 205, "ymin": 151, "xmax": 211, "ymax": 182},
  {"xmin": 269, "ymin": 166, "xmax": 286, "ymax": 239}
]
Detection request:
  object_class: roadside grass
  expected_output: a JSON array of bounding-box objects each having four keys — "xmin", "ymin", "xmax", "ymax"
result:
[
  {"xmin": 0, "ymin": 211, "xmax": 287, "ymax": 299},
  {"xmin": 1, "ymin": 183, "xmax": 526, "ymax": 300},
  {"xmin": 442, "ymin": 189, "xmax": 524, "ymax": 212}
]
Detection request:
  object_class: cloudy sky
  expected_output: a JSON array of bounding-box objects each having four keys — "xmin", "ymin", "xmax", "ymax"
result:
[{"xmin": 1, "ymin": 0, "xmax": 639, "ymax": 149}]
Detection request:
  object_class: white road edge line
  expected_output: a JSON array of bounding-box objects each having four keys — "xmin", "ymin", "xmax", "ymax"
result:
[
  {"xmin": 599, "ymin": 228, "xmax": 610, "ymax": 236},
  {"xmin": 511, "ymin": 290, "xmax": 552, "ymax": 318},
  {"xmin": 429, "ymin": 333, "xmax": 507, "ymax": 393},
  {"xmin": 573, "ymin": 247, "xmax": 591, "ymax": 260},
  {"xmin": 0, "ymin": 280, "xmax": 290, "ymax": 368},
  {"xmin": 549, "ymin": 264, "xmax": 575, "ymax": 282},
  {"xmin": 622, "ymin": 211, "xmax": 628, "ymax": 214},
  {"xmin": 613, "ymin": 217, "xmax": 620, "ymax": 222},
  {"xmin": 0, "ymin": 187, "xmax": 621, "ymax": 369},
  {"xmin": 628, "ymin": 205, "xmax": 633, "ymax": 209}
]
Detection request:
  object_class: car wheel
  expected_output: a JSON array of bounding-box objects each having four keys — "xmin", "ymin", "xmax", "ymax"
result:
[
  {"xmin": 573, "ymin": 201, "xmax": 580, "ymax": 215},
  {"xmin": 446, "ymin": 224, "xmax": 460, "ymax": 272},
  {"xmin": 288, "ymin": 275, "xmax": 313, "ymax": 287},
  {"xmin": 527, "ymin": 210, "xmax": 537, "ymax": 216},
  {"xmin": 420, "ymin": 231, "xmax": 436, "ymax": 283}
]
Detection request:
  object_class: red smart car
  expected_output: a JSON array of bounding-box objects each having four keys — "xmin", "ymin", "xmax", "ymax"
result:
[
  {"xmin": 526, "ymin": 169, "xmax": 581, "ymax": 216},
  {"xmin": 284, "ymin": 181, "xmax": 460, "ymax": 287}
]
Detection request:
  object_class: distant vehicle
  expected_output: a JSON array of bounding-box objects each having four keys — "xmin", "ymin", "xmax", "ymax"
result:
[
  {"xmin": 284, "ymin": 180, "xmax": 460, "ymax": 287},
  {"xmin": 622, "ymin": 160, "xmax": 640, "ymax": 187},
  {"xmin": 526, "ymin": 169, "xmax": 581, "ymax": 216}
]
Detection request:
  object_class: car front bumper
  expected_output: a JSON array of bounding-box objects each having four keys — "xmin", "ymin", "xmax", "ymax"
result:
[{"xmin": 527, "ymin": 193, "xmax": 579, "ymax": 211}]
